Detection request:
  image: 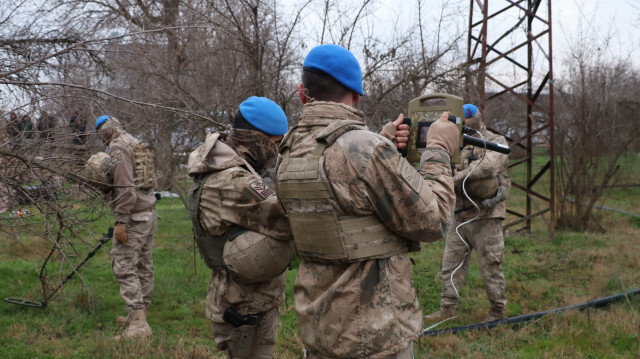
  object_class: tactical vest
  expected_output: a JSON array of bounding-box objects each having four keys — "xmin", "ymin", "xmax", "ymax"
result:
[
  {"xmin": 276, "ymin": 120, "xmax": 408, "ymax": 263},
  {"xmin": 111, "ymin": 137, "xmax": 155, "ymax": 190},
  {"xmin": 187, "ymin": 173, "xmax": 246, "ymax": 269},
  {"xmin": 458, "ymin": 132, "xmax": 508, "ymax": 202}
]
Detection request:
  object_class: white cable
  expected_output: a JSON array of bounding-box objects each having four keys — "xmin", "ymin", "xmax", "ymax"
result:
[{"xmin": 426, "ymin": 129, "xmax": 488, "ymax": 331}]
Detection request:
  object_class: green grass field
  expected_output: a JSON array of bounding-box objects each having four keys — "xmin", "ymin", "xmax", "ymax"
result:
[{"xmin": 1, "ymin": 153, "xmax": 639, "ymax": 358}]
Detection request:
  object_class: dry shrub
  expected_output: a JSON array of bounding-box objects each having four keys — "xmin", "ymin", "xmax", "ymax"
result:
[
  {"xmin": 423, "ymin": 333, "xmax": 470, "ymax": 357},
  {"xmin": 4, "ymin": 235, "xmax": 50, "ymax": 260},
  {"xmin": 167, "ymin": 338, "xmax": 219, "ymax": 359},
  {"xmin": 74, "ymin": 288, "xmax": 97, "ymax": 311},
  {"xmin": 7, "ymin": 322, "xmax": 29, "ymax": 342},
  {"xmin": 275, "ymin": 330, "xmax": 306, "ymax": 359},
  {"xmin": 105, "ymin": 336, "xmax": 155, "ymax": 358},
  {"xmin": 509, "ymin": 279, "xmax": 550, "ymax": 313}
]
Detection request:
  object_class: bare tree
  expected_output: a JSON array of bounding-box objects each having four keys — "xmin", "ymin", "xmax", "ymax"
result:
[
  {"xmin": 46, "ymin": 0, "xmax": 311, "ymax": 190},
  {"xmin": 1, "ymin": 3, "xmax": 112, "ymax": 302},
  {"xmin": 0, "ymin": 0, "xmax": 476, "ymax": 307},
  {"xmin": 555, "ymin": 32, "xmax": 640, "ymax": 230},
  {"xmin": 0, "ymin": 0, "xmax": 310, "ymax": 305},
  {"xmin": 298, "ymin": 0, "xmax": 467, "ymax": 130}
]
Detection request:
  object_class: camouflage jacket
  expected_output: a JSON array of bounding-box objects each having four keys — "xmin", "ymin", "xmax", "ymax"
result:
[
  {"xmin": 107, "ymin": 132, "xmax": 156, "ymax": 224},
  {"xmin": 276, "ymin": 101, "xmax": 456, "ymax": 358},
  {"xmin": 453, "ymin": 128, "xmax": 511, "ymax": 221},
  {"xmin": 187, "ymin": 132, "xmax": 292, "ymax": 323},
  {"xmin": 37, "ymin": 115, "xmax": 56, "ymax": 132}
]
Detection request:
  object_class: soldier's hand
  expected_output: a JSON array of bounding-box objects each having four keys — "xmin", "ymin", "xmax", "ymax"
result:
[
  {"xmin": 380, "ymin": 114, "xmax": 410, "ymax": 149},
  {"xmin": 114, "ymin": 223, "xmax": 127, "ymax": 244},
  {"xmin": 453, "ymin": 170, "xmax": 467, "ymax": 186},
  {"xmin": 426, "ymin": 111, "xmax": 459, "ymax": 156}
]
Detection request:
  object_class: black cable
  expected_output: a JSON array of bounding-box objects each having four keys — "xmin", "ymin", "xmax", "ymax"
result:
[{"xmin": 424, "ymin": 287, "xmax": 640, "ymax": 336}]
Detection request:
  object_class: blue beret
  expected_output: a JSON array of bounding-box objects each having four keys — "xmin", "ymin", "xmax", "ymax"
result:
[
  {"xmin": 238, "ymin": 97, "xmax": 288, "ymax": 136},
  {"xmin": 463, "ymin": 104, "xmax": 478, "ymax": 118},
  {"xmin": 95, "ymin": 115, "xmax": 111, "ymax": 131},
  {"xmin": 303, "ymin": 44, "xmax": 364, "ymax": 96}
]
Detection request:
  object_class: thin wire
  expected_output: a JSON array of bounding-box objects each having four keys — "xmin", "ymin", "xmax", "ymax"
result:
[{"xmin": 426, "ymin": 129, "xmax": 487, "ymax": 331}]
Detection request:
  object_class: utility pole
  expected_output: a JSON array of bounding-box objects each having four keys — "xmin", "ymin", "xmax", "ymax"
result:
[{"xmin": 467, "ymin": 0, "xmax": 555, "ymax": 235}]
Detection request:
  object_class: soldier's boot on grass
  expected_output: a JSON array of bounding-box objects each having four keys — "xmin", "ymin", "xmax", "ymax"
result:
[
  {"xmin": 424, "ymin": 305, "xmax": 456, "ymax": 322},
  {"xmin": 482, "ymin": 305, "xmax": 505, "ymax": 323},
  {"xmin": 116, "ymin": 307, "xmax": 147, "ymax": 326},
  {"xmin": 116, "ymin": 314, "xmax": 130, "ymax": 326},
  {"xmin": 114, "ymin": 309, "xmax": 152, "ymax": 340}
]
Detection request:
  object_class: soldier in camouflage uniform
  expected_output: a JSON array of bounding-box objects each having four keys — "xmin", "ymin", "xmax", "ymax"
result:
[
  {"xmin": 95, "ymin": 115, "xmax": 157, "ymax": 339},
  {"xmin": 276, "ymin": 44, "xmax": 459, "ymax": 359},
  {"xmin": 6, "ymin": 112, "xmax": 20, "ymax": 139},
  {"xmin": 37, "ymin": 110, "xmax": 57, "ymax": 142},
  {"xmin": 187, "ymin": 97, "xmax": 293, "ymax": 359},
  {"xmin": 424, "ymin": 104, "xmax": 511, "ymax": 324}
]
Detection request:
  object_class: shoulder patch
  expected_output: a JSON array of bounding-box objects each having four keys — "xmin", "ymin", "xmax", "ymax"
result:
[
  {"xmin": 249, "ymin": 179, "xmax": 275, "ymax": 200},
  {"xmin": 397, "ymin": 159, "xmax": 422, "ymax": 193},
  {"xmin": 108, "ymin": 148, "xmax": 124, "ymax": 165},
  {"xmin": 336, "ymin": 130, "xmax": 395, "ymax": 176}
]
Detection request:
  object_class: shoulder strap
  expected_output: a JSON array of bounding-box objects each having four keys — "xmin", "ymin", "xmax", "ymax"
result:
[
  {"xmin": 315, "ymin": 119, "xmax": 366, "ymax": 145},
  {"xmin": 277, "ymin": 120, "xmax": 367, "ymax": 182},
  {"xmin": 187, "ymin": 173, "xmax": 228, "ymax": 269},
  {"xmin": 278, "ymin": 123, "xmax": 299, "ymax": 153}
]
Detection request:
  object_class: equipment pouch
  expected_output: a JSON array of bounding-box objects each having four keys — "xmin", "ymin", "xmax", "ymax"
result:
[
  {"xmin": 232, "ymin": 324, "xmax": 257, "ymax": 357},
  {"xmin": 131, "ymin": 212, "xmax": 151, "ymax": 222}
]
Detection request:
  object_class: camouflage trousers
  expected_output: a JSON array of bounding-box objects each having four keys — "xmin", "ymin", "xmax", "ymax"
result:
[
  {"xmin": 305, "ymin": 344, "xmax": 414, "ymax": 359},
  {"xmin": 111, "ymin": 210, "xmax": 157, "ymax": 313},
  {"xmin": 210, "ymin": 306, "xmax": 278, "ymax": 359},
  {"xmin": 440, "ymin": 217, "xmax": 506, "ymax": 310}
]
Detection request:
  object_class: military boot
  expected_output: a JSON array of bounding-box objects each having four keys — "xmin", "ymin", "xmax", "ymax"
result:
[
  {"xmin": 424, "ymin": 305, "xmax": 456, "ymax": 322},
  {"xmin": 482, "ymin": 305, "xmax": 505, "ymax": 323},
  {"xmin": 116, "ymin": 314, "xmax": 130, "ymax": 326},
  {"xmin": 114, "ymin": 309, "xmax": 152, "ymax": 340},
  {"xmin": 116, "ymin": 307, "xmax": 146, "ymax": 326}
]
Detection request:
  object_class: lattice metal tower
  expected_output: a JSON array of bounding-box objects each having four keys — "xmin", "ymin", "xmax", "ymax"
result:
[{"xmin": 467, "ymin": 0, "xmax": 555, "ymax": 233}]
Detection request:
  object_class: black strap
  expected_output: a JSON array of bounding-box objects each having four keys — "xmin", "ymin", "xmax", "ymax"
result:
[{"xmin": 455, "ymin": 206, "xmax": 476, "ymax": 214}]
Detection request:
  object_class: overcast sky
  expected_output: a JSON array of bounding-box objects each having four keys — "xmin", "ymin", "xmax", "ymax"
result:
[
  {"xmin": 553, "ymin": 0, "xmax": 639, "ymax": 68},
  {"xmin": 289, "ymin": 0, "xmax": 640, "ymax": 78}
]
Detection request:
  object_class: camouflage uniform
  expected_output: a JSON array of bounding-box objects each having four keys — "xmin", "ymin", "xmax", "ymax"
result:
[
  {"xmin": 439, "ymin": 128, "xmax": 511, "ymax": 316},
  {"xmin": 187, "ymin": 130, "xmax": 292, "ymax": 358},
  {"xmin": 276, "ymin": 102, "xmax": 456, "ymax": 358},
  {"xmin": 37, "ymin": 113, "xmax": 56, "ymax": 142},
  {"xmin": 107, "ymin": 132, "xmax": 157, "ymax": 314},
  {"xmin": 19, "ymin": 117, "xmax": 34, "ymax": 140}
]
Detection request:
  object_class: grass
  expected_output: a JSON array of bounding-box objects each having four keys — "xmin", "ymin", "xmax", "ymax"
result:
[{"xmin": 1, "ymin": 153, "xmax": 639, "ymax": 358}]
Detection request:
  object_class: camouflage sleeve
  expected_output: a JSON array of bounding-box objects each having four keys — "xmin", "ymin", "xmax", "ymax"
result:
[
  {"xmin": 108, "ymin": 142, "xmax": 137, "ymax": 223},
  {"xmin": 454, "ymin": 135, "xmax": 508, "ymax": 185},
  {"xmin": 205, "ymin": 168, "xmax": 292, "ymax": 241},
  {"xmin": 363, "ymin": 141, "xmax": 455, "ymax": 242}
]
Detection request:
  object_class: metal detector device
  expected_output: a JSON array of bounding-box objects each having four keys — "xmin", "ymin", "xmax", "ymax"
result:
[
  {"xmin": 399, "ymin": 93, "xmax": 465, "ymax": 165},
  {"xmin": 398, "ymin": 93, "xmax": 511, "ymax": 165},
  {"xmin": 4, "ymin": 227, "xmax": 113, "ymax": 308}
]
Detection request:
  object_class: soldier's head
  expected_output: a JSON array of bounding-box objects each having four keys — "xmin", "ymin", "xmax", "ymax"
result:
[
  {"xmin": 299, "ymin": 44, "xmax": 363, "ymax": 107},
  {"xmin": 234, "ymin": 96, "xmax": 288, "ymax": 144},
  {"xmin": 41, "ymin": 110, "xmax": 48, "ymax": 118},
  {"xmin": 463, "ymin": 103, "xmax": 484, "ymax": 131},
  {"xmin": 95, "ymin": 115, "xmax": 123, "ymax": 144},
  {"xmin": 10, "ymin": 112, "xmax": 17, "ymax": 120},
  {"xmin": 229, "ymin": 97, "xmax": 288, "ymax": 170}
]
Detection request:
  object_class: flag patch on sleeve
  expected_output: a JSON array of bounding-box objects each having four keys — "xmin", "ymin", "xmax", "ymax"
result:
[
  {"xmin": 397, "ymin": 159, "xmax": 422, "ymax": 193},
  {"xmin": 249, "ymin": 179, "xmax": 275, "ymax": 199}
]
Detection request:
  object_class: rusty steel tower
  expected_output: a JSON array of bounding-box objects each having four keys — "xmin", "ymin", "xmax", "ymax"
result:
[{"xmin": 467, "ymin": 0, "xmax": 555, "ymax": 233}]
